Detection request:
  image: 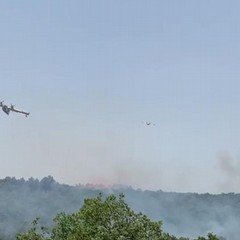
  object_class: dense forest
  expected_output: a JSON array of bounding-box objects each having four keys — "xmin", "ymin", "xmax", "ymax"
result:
[{"xmin": 0, "ymin": 176, "xmax": 239, "ymax": 239}]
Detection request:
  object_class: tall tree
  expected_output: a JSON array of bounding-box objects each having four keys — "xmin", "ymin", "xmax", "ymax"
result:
[{"xmin": 52, "ymin": 193, "xmax": 163, "ymax": 240}]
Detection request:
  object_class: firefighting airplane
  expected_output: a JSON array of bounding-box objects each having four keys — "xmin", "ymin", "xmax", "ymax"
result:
[
  {"xmin": 142, "ymin": 121, "xmax": 156, "ymax": 126},
  {"xmin": 0, "ymin": 101, "xmax": 30, "ymax": 117}
]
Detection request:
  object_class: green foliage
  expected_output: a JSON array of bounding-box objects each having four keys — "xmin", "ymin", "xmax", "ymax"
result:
[
  {"xmin": 16, "ymin": 218, "xmax": 50, "ymax": 240},
  {"xmin": 15, "ymin": 193, "xmax": 221, "ymax": 240},
  {"xmin": 52, "ymin": 193, "xmax": 163, "ymax": 240},
  {"xmin": 196, "ymin": 232, "xmax": 221, "ymax": 240}
]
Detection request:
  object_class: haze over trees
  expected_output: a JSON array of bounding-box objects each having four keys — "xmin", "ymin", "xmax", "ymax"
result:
[{"xmin": 0, "ymin": 176, "xmax": 238, "ymax": 239}]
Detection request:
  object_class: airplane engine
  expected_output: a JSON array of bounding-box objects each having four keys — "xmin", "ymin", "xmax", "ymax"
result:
[{"xmin": 2, "ymin": 105, "xmax": 10, "ymax": 115}]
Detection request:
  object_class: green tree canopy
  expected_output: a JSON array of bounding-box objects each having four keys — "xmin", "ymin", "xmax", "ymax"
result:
[
  {"xmin": 52, "ymin": 193, "xmax": 163, "ymax": 240},
  {"xmin": 16, "ymin": 193, "xmax": 221, "ymax": 240}
]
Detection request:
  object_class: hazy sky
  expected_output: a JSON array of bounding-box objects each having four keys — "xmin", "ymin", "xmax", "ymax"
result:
[{"xmin": 1, "ymin": 1, "xmax": 240, "ymax": 193}]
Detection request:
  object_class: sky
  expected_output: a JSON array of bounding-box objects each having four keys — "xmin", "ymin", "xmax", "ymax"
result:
[{"xmin": 0, "ymin": 1, "xmax": 240, "ymax": 193}]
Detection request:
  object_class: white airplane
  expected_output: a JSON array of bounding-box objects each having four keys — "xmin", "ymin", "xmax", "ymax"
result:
[{"xmin": 0, "ymin": 101, "xmax": 30, "ymax": 117}]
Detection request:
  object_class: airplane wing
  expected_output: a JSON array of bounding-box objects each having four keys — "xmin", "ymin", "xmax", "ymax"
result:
[
  {"xmin": 10, "ymin": 105, "xmax": 30, "ymax": 117},
  {"xmin": 11, "ymin": 108, "xmax": 30, "ymax": 117}
]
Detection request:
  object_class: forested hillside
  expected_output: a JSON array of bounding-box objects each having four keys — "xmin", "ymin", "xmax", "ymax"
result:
[{"xmin": 0, "ymin": 176, "xmax": 239, "ymax": 239}]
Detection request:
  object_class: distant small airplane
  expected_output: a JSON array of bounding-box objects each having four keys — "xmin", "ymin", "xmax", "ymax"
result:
[
  {"xmin": 0, "ymin": 101, "xmax": 30, "ymax": 117},
  {"xmin": 142, "ymin": 121, "xmax": 156, "ymax": 126}
]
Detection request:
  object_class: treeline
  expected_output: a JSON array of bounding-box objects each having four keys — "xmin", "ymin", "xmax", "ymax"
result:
[{"xmin": 0, "ymin": 176, "xmax": 239, "ymax": 239}]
